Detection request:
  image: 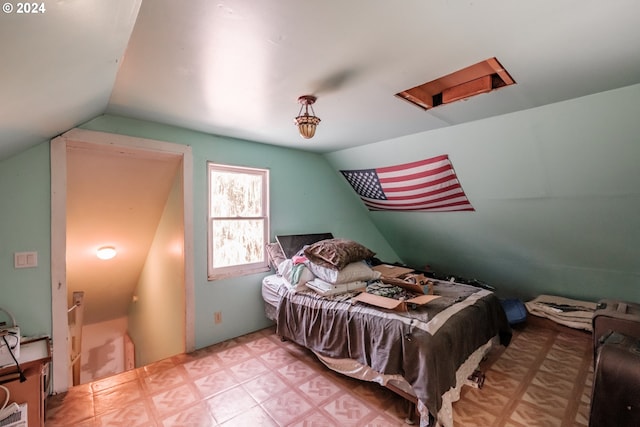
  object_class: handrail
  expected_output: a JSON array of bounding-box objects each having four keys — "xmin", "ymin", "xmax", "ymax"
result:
[
  {"xmin": 67, "ymin": 291, "xmax": 84, "ymax": 385},
  {"xmin": 67, "ymin": 291, "xmax": 84, "ymax": 314}
]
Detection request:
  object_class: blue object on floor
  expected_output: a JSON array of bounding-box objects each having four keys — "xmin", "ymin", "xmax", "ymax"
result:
[{"xmin": 501, "ymin": 298, "xmax": 527, "ymax": 325}]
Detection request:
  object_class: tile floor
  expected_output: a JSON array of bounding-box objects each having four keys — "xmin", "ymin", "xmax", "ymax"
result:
[
  {"xmin": 453, "ymin": 318, "xmax": 593, "ymax": 426},
  {"xmin": 45, "ymin": 317, "xmax": 593, "ymax": 426}
]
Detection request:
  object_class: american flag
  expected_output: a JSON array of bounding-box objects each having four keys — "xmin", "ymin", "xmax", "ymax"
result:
[{"xmin": 340, "ymin": 155, "xmax": 474, "ymax": 212}]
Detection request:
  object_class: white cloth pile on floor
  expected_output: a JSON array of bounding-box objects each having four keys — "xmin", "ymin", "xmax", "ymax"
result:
[{"xmin": 525, "ymin": 294, "xmax": 597, "ymax": 331}]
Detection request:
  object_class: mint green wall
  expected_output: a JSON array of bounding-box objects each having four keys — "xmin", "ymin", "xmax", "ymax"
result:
[
  {"xmin": 79, "ymin": 115, "xmax": 398, "ymax": 349},
  {"xmin": 6, "ymin": 83, "xmax": 637, "ymax": 352},
  {"xmin": 325, "ymin": 84, "xmax": 640, "ymax": 304},
  {"xmin": 0, "ymin": 143, "xmax": 52, "ymax": 337}
]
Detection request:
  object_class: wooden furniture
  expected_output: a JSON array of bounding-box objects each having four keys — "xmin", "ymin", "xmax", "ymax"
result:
[{"xmin": 0, "ymin": 337, "xmax": 51, "ymax": 427}]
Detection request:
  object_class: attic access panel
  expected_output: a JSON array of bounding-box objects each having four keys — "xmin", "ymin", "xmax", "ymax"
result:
[{"xmin": 396, "ymin": 57, "xmax": 515, "ymax": 110}]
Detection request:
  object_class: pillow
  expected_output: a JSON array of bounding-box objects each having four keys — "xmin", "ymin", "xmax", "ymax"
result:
[
  {"xmin": 265, "ymin": 242, "xmax": 286, "ymax": 271},
  {"xmin": 277, "ymin": 259, "xmax": 315, "ymax": 292},
  {"xmin": 306, "ymin": 260, "xmax": 381, "ymax": 284},
  {"xmin": 304, "ymin": 238, "xmax": 376, "ymax": 270}
]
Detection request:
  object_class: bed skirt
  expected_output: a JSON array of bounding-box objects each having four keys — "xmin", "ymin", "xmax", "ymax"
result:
[{"xmin": 313, "ymin": 336, "xmax": 497, "ymax": 427}]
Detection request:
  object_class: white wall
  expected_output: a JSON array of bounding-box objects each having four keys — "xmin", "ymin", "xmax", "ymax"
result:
[{"xmin": 80, "ymin": 316, "xmax": 128, "ymax": 383}]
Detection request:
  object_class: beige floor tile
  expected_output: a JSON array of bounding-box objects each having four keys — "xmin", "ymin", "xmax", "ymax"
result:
[
  {"xmin": 205, "ymin": 384, "xmax": 259, "ymax": 424},
  {"xmin": 46, "ymin": 319, "xmax": 593, "ymax": 427},
  {"xmin": 261, "ymin": 388, "xmax": 314, "ymax": 425}
]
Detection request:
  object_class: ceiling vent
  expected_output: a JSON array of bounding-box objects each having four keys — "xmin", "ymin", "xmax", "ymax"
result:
[{"xmin": 396, "ymin": 57, "xmax": 515, "ymax": 110}]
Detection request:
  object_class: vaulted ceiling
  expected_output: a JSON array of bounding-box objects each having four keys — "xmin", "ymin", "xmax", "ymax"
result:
[{"xmin": 2, "ymin": 0, "xmax": 640, "ymax": 160}]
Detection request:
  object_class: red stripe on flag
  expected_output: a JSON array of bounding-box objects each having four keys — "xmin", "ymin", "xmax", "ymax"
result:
[
  {"xmin": 376, "ymin": 154, "xmax": 450, "ymax": 174},
  {"xmin": 366, "ymin": 200, "xmax": 475, "ymax": 211},
  {"xmin": 383, "ymin": 183, "xmax": 462, "ymax": 201},
  {"xmin": 378, "ymin": 164, "xmax": 453, "ymax": 184},
  {"xmin": 382, "ymin": 175, "xmax": 458, "ymax": 194},
  {"xmin": 365, "ymin": 193, "xmax": 469, "ymax": 209}
]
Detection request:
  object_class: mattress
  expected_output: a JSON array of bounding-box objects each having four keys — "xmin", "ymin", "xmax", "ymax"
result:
[{"xmin": 262, "ymin": 274, "xmax": 284, "ymax": 310}]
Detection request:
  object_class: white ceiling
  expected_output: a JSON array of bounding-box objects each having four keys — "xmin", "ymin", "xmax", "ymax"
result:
[{"xmin": 2, "ymin": 0, "xmax": 640, "ymax": 159}]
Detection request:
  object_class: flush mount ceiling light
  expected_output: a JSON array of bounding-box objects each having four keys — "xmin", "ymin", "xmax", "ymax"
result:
[
  {"xmin": 294, "ymin": 95, "xmax": 321, "ymax": 139},
  {"xmin": 96, "ymin": 246, "xmax": 117, "ymax": 260}
]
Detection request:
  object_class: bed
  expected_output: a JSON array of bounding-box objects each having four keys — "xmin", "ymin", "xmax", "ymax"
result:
[{"xmin": 262, "ymin": 235, "xmax": 511, "ymax": 427}]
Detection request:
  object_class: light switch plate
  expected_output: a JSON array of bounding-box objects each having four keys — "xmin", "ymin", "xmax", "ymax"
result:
[{"xmin": 14, "ymin": 251, "xmax": 38, "ymax": 269}]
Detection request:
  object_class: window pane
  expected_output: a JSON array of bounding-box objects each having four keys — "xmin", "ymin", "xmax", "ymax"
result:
[
  {"xmin": 210, "ymin": 170, "xmax": 263, "ymax": 217},
  {"xmin": 212, "ymin": 219, "xmax": 264, "ymax": 268}
]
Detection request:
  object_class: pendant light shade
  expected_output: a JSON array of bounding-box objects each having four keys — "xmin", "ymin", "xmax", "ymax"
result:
[{"xmin": 294, "ymin": 95, "xmax": 321, "ymax": 139}]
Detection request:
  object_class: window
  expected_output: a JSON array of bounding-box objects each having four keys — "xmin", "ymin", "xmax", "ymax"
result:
[{"xmin": 207, "ymin": 162, "xmax": 269, "ymax": 280}]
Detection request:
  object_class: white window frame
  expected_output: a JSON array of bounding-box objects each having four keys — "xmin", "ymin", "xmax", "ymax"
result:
[{"xmin": 207, "ymin": 162, "xmax": 270, "ymax": 280}]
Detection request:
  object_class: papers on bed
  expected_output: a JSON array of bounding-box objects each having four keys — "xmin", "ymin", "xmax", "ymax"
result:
[
  {"xmin": 372, "ymin": 264, "xmax": 434, "ymax": 295},
  {"xmin": 352, "ymin": 291, "xmax": 440, "ymax": 311},
  {"xmin": 344, "ymin": 264, "xmax": 440, "ymax": 311},
  {"xmin": 305, "ymin": 278, "xmax": 366, "ymax": 296},
  {"xmin": 371, "ymin": 264, "xmax": 414, "ymax": 278}
]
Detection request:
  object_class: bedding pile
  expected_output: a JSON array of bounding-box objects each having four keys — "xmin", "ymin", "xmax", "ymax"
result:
[
  {"xmin": 525, "ymin": 294, "xmax": 597, "ymax": 331},
  {"xmin": 264, "ymin": 236, "xmax": 512, "ymax": 426},
  {"xmin": 266, "ymin": 238, "xmax": 382, "ymax": 295},
  {"xmin": 275, "ymin": 277, "xmax": 511, "ymax": 426}
]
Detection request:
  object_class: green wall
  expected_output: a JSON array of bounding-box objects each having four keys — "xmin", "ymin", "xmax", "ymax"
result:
[
  {"xmin": 0, "ymin": 143, "xmax": 52, "ymax": 337},
  {"xmin": 79, "ymin": 115, "xmax": 398, "ymax": 349},
  {"xmin": 325, "ymin": 83, "xmax": 640, "ymax": 303},
  {"xmin": 0, "ymin": 116, "xmax": 397, "ymax": 349},
  {"xmin": 4, "ymin": 83, "xmax": 639, "ymax": 349}
]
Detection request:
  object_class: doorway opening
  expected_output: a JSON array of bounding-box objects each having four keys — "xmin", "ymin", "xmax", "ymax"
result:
[{"xmin": 50, "ymin": 129, "xmax": 194, "ymax": 393}]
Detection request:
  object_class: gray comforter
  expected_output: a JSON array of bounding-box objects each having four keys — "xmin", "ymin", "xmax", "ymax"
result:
[{"xmin": 276, "ymin": 280, "xmax": 511, "ymax": 419}]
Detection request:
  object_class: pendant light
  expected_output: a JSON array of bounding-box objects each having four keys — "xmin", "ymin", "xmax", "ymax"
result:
[{"xmin": 294, "ymin": 95, "xmax": 321, "ymax": 139}]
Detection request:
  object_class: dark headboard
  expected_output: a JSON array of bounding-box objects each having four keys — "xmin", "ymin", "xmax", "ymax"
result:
[{"xmin": 276, "ymin": 233, "xmax": 333, "ymax": 258}]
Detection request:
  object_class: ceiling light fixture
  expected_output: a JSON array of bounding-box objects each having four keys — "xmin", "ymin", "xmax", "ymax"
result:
[
  {"xmin": 96, "ymin": 246, "xmax": 117, "ymax": 260},
  {"xmin": 294, "ymin": 95, "xmax": 321, "ymax": 139}
]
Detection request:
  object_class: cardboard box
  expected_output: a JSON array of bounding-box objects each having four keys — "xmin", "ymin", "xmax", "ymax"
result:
[
  {"xmin": 374, "ymin": 268, "xmax": 434, "ymax": 295},
  {"xmin": 352, "ymin": 292, "xmax": 440, "ymax": 312},
  {"xmin": 359, "ymin": 265, "xmax": 438, "ymax": 311},
  {"xmin": 372, "ymin": 264, "xmax": 414, "ymax": 278},
  {"xmin": 380, "ymin": 276, "xmax": 428, "ymax": 294}
]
